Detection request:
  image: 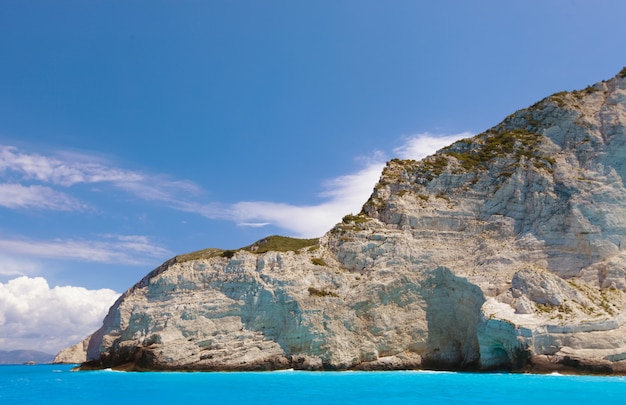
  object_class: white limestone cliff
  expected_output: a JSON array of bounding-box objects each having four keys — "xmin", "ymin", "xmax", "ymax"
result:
[
  {"xmin": 68, "ymin": 68, "xmax": 626, "ymax": 373},
  {"xmin": 53, "ymin": 337, "xmax": 90, "ymax": 364}
]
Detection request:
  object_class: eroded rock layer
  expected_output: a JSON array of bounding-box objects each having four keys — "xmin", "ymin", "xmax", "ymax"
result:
[{"xmin": 75, "ymin": 69, "xmax": 626, "ymax": 373}]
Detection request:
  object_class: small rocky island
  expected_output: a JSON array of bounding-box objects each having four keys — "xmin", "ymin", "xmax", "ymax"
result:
[{"xmin": 57, "ymin": 68, "xmax": 626, "ymax": 373}]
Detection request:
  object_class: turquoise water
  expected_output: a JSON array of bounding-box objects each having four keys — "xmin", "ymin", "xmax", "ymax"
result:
[{"xmin": 1, "ymin": 364, "xmax": 626, "ymax": 404}]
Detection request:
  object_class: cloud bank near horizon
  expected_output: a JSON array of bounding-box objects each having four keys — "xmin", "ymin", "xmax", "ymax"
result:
[{"xmin": 0, "ymin": 276, "xmax": 119, "ymax": 354}]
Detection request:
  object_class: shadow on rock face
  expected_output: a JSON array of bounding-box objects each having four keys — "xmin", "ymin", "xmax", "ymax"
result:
[{"xmin": 420, "ymin": 266, "xmax": 485, "ymax": 371}]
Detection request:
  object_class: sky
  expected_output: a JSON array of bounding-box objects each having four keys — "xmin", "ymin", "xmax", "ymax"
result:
[{"xmin": 1, "ymin": 0, "xmax": 626, "ymax": 354}]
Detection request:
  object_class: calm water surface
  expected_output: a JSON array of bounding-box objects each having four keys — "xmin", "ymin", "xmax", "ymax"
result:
[{"xmin": 1, "ymin": 364, "xmax": 625, "ymax": 404}]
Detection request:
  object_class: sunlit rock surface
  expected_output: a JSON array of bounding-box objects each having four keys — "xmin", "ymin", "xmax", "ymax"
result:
[
  {"xmin": 53, "ymin": 338, "xmax": 89, "ymax": 364},
  {"xmin": 69, "ymin": 69, "xmax": 626, "ymax": 373}
]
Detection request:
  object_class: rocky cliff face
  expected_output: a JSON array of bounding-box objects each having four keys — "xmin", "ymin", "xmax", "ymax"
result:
[
  {"xmin": 75, "ymin": 68, "xmax": 626, "ymax": 373},
  {"xmin": 53, "ymin": 337, "xmax": 90, "ymax": 364}
]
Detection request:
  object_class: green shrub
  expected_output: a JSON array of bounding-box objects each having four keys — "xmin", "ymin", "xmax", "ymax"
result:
[
  {"xmin": 308, "ymin": 287, "xmax": 338, "ymax": 297},
  {"xmin": 441, "ymin": 129, "xmax": 547, "ymax": 173},
  {"xmin": 342, "ymin": 213, "xmax": 369, "ymax": 224},
  {"xmin": 549, "ymin": 91, "xmax": 568, "ymax": 107},
  {"xmin": 421, "ymin": 155, "xmax": 449, "ymax": 175},
  {"xmin": 311, "ymin": 258, "xmax": 327, "ymax": 266},
  {"xmin": 175, "ymin": 248, "xmax": 226, "ymax": 262}
]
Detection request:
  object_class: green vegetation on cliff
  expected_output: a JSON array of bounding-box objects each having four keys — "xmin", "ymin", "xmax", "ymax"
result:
[
  {"xmin": 176, "ymin": 235, "xmax": 320, "ymax": 263},
  {"xmin": 441, "ymin": 129, "xmax": 545, "ymax": 171}
]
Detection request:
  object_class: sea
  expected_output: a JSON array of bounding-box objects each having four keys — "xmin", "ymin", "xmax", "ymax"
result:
[{"xmin": 1, "ymin": 364, "xmax": 626, "ymax": 404}]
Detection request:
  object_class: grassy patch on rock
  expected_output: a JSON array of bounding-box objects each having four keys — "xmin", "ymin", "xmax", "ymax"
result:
[
  {"xmin": 176, "ymin": 235, "xmax": 320, "ymax": 263},
  {"xmin": 243, "ymin": 235, "xmax": 319, "ymax": 253},
  {"xmin": 175, "ymin": 248, "xmax": 226, "ymax": 262},
  {"xmin": 308, "ymin": 287, "xmax": 338, "ymax": 297},
  {"xmin": 311, "ymin": 258, "xmax": 328, "ymax": 266}
]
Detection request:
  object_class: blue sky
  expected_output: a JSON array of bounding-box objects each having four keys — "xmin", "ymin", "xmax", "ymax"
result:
[{"xmin": 1, "ymin": 0, "xmax": 626, "ymax": 353}]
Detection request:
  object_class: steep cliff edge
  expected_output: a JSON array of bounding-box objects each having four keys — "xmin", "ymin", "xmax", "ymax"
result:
[{"xmin": 74, "ymin": 68, "xmax": 626, "ymax": 373}]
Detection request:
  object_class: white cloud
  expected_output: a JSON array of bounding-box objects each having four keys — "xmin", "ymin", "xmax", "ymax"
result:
[
  {"xmin": 0, "ymin": 183, "xmax": 87, "ymax": 211},
  {"xmin": 114, "ymin": 177, "xmax": 203, "ymax": 203},
  {"xmin": 223, "ymin": 132, "xmax": 470, "ymax": 238},
  {"xmin": 0, "ymin": 144, "xmax": 202, "ymax": 210},
  {"xmin": 0, "ymin": 133, "xmax": 471, "ymax": 247},
  {"xmin": 393, "ymin": 132, "xmax": 473, "ymax": 160},
  {"xmin": 0, "ymin": 145, "xmax": 142, "ymax": 186},
  {"xmin": 0, "ymin": 234, "xmax": 171, "ymax": 266},
  {"xmin": 238, "ymin": 222, "xmax": 272, "ymax": 228},
  {"xmin": 0, "ymin": 276, "xmax": 119, "ymax": 354},
  {"xmin": 0, "ymin": 254, "xmax": 41, "ymax": 277},
  {"xmin": 228, "ymin": 162, "xmax": 386, "ymax": 238}
]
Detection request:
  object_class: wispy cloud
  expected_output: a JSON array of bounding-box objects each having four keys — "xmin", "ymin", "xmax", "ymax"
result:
[
  {"xmin": 223, "ymin": 132, "xmax": 471, "ymax": 237},
  {"xmin": 114, "ymin": 177, "xmax": 203, "ymax": 204},
  {"xmin": 238, "ymin": 222, "xmax": 272, "ymax": 228},
  {"xmin": 393, "ymin": 132, "xmax": 473, "ymax": 160},
  {"xmin": 0, "ymin": 254, "xmax": 41, "ymax": 277},
  {"xmin": 228, "ymin": 162, "xmax": 386, "ymax": 237},
  {"xmin": 0, "ymin": 234, "xmax": 171, "ymax": 266},
  {"xmin": 0, "ymin": 276, "xmax": 119, "ymax": 353},
  {"xmin": 0, "ymin": 183, "xmax": 87, "ymax": 211},
  {"xmin": 0, "ymin": 132, "xmax": 470, "ymax": 243},
  {"xmin": 0, "ymin": 145, "xmax": 142, "ymax": 186},
  {"xmin": 0, "ymin": 144, "xmax": 202, "ymax": 211}
]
